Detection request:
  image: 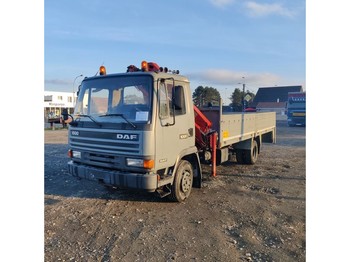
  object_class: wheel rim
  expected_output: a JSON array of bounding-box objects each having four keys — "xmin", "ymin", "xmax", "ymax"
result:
[{"xmin": 181, "ymin": 171, "xmax": 192, "ymax": 193}]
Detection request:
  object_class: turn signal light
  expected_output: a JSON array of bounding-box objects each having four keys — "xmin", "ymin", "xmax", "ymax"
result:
[
  {"xmin": 143, "ymin": 159, "xmax": 154, "ymax": 169},
  {"xmin": 68, "ymin": 149, "xmax": 73, "ymax": 158}
]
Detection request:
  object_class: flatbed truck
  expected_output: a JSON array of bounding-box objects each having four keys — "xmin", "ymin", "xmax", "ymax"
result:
[{"xmin": 66, "ymin": 61, "xmax": 276, "ymax": 201}]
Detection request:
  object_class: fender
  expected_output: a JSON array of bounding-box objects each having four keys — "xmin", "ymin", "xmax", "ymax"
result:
[{"xmin": 173, "ymin": 146, "xmax": 202, "ymax": 188}]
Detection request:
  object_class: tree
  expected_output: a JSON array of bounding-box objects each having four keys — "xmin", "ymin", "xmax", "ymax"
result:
[
  {"xmin": 230, "ymin": 88, "xmax": 243, "ymax": 111},
  {"xmin": 192, "ymin": 86, "xmax": 221, "ymax": 107},
  {"xmin": 230, "ymin": 88, "xmax": 256, "ymax": 111},
  {"xmin": 192, "ymin": 86, "xmax": 205, "ymax": 107}
]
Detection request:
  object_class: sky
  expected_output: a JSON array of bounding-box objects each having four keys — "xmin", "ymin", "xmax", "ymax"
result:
[{"xmin": 44, "ymin": 0, "xmax": 305, "ymax": 105}]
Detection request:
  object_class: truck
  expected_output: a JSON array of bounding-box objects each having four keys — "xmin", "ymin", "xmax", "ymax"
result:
[
  {"xmin": 287, "ymin": 92, "xmax": 306, "ymax": 126},
  {"xmin": 66, "ymin": 61, "xmax": 276, "ymax": 202}
]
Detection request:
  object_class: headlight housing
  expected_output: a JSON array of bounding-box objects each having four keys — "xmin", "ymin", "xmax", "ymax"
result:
[
  {"xmin": 68, "ymin": 149, "xmax": 81, "ymax": 159},
  {"xmin": 126, "ymin": 158, "xmax": 154, "ymax": 169},
  {"xmin": 73, "ymin": 151, "xmax": 81, "ymax": 158}
]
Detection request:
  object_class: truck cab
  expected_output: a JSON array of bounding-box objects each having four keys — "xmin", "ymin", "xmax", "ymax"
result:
[
  {"xmin": 67, "ymin": 62, "xmax": 201, "ymax": 201},
  {"xmin": 287, "ymin": 92, "xmax": 306, "ymax": 126}
]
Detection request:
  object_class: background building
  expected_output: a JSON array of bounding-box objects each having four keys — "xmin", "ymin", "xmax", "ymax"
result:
[
  {"xmin": 44, "ymin": 91, "xmax": 76, "ymax": 120},
  {"xmin": 251, "ymin": 85, "xmax": 303, "ymax": 115}
]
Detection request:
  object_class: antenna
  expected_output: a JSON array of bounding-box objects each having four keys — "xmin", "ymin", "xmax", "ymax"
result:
[{"xmin": 95, "ymin": 62, "xmax": 104, "ymax": 76}]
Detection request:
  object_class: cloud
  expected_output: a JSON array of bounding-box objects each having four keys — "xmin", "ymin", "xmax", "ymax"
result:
[
  {"xmin": 209, "ymin": 0, "xmax": 235, "ymax": 8},
  {"xmin": 245, "ymin": 1, "xmax": 295, "ymax": 18},
  {"xmin": 188, "ymin": 69, "xmax": 281, "ymax": 87},
  {"xmin": 45, "ymin": 79, "xmax": 71, "ymax": 85}
]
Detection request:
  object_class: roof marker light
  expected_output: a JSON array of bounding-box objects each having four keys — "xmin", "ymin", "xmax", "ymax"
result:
[
  {"xmin": 141, "ymin": 61, "xmax": 148, "ymax": 71},
  {"xmin": 99, "ymin": 66, "xmax": 106, "ymax": 75}
]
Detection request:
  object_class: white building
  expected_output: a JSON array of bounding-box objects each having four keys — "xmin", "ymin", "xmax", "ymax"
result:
[{"xmin": 44, "ymin": 91, "xmax": 76, "ymax": 119}]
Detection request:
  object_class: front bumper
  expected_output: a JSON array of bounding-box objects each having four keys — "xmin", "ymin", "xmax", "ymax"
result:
[
  {"xmin": 68, "ymin": 160, "xmax": 158, "ymax": 192},
  {"xmin": 288, "ymin": 117, "xmax": 305, "ymax": 126}
]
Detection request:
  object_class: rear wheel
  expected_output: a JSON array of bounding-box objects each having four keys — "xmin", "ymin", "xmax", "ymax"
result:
[
  {"xmin": 243, "ymin": 140, "xmax": 258, "ymax": 164},
  {"xmin": 169, "ymin": 160, "xmax": 193, "ymax": 202}
]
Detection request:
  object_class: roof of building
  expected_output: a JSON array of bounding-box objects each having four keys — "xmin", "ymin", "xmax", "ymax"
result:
[
  {"xmin": 253, "ymin": 86, "xmax": 303, "ymax": 105},
  {"xmin": 256, "ymin": 102, "xmax": 287, "ymax": 109}
]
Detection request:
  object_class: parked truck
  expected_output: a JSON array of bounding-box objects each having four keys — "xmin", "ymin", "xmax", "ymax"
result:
[
  {"xmin": 66, "ymin": 61, "xmax": 276, "ymax": 202},
  {"xmin": 287, "ymin": 92, "xmax": 306, "ymax": 126}
]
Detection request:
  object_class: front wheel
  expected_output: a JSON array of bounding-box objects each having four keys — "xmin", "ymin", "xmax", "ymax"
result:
[{"xmin": 169, "ymin": 160, "xmax": 193, "ymax": 202}]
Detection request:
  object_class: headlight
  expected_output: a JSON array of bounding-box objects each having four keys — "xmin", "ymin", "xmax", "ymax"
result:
[
  {"xmin": 126, "ymin": 158, "xmax": 154, "ymax": 169},
  {"xmin": 72, "ymin": 151, "xmax": 81, "ymax": 159},
  {"xmin": 126, "ymin": 158, "xmax": 143, "ymax": 167}
]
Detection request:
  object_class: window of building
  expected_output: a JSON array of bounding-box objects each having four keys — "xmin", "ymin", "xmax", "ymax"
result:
[{"xmin": 44, "ymin": 95, "xmax": 52, "ymax": 102}]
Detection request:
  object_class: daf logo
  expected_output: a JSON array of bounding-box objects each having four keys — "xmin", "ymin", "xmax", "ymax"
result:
[
  {"xmin": 71, "ymin": 131, "xmax": 79, "ymax": 136},
  {"xmin": 115, "ymin": 134, "xmax": 138, "ymax": 141}
]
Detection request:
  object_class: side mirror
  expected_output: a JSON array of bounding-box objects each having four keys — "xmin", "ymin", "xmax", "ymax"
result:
[{"xmin": 65, "ymin": 114, "xmax": 77, "ymax": 126}]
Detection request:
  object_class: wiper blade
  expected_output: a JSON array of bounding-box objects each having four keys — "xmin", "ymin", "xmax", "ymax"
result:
[
  {"xmin": 99, "ymin": 113, "xmax": 136, "ymax": 129},
  {"xmin": 76, "ymin": 114, "xmax": 102, "ymax": 126}
]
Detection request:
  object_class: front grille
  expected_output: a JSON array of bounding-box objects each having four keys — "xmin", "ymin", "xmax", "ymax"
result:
[
  {"xmin": 70, "ymin": 128, "xmax": 142, "ymax": 168},
  {"xmin": 84, "ymin": 152, "xmax": 122, "ymax": 167},
  {"xmin": 71, "ymin": 137, "xmax": 139, "ymax": 153}
]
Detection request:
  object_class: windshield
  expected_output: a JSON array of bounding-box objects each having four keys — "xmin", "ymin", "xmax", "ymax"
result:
[{"xmin": 74, "ymin": 75, "xmax": 153, "ymax": 124}]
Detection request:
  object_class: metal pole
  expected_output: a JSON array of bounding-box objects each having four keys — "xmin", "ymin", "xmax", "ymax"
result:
[
  {"xmin": 242, "ymin": 83, "xmax": 246, "ymax": 112},
  {"xmin": 211, "ymin": 132, "xmax": 217, "ymax": 177},
  {"xmin": 240, "ymin": 76, "xmax": 245, "ymax": 112}
]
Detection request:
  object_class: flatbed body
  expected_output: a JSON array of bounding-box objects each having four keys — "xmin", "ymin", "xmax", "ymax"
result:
[{"xmin": 200, "ymin": 107, "xmax": 276, "ymax": 149}]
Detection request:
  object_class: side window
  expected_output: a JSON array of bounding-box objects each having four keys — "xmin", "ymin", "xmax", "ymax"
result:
[
  {"xmin": 159, "ymin": 81, "xmax": 169, "ymax": 119},
  {"xmin": 173, "ymin": 85, "xmax": 186, "ymax": 115}
]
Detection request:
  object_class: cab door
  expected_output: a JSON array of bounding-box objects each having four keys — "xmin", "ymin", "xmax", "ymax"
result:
[{"xmin": 154, "ymin": 78, "xmax": 194, "ymax": 171}]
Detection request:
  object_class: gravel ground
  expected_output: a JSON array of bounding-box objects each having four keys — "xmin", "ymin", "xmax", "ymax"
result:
[{"xmin": 44, "ymin": 120, "xmax": 305, "ymax": 261}]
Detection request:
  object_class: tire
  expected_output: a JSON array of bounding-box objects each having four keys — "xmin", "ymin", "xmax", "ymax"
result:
[
  {"xmin": 169, "ymin": 160, "xmax": 193, "ymax": 202},
  {"xmin": 243, "ymin": 140, "xmax": 258, "ymax": 165}
]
